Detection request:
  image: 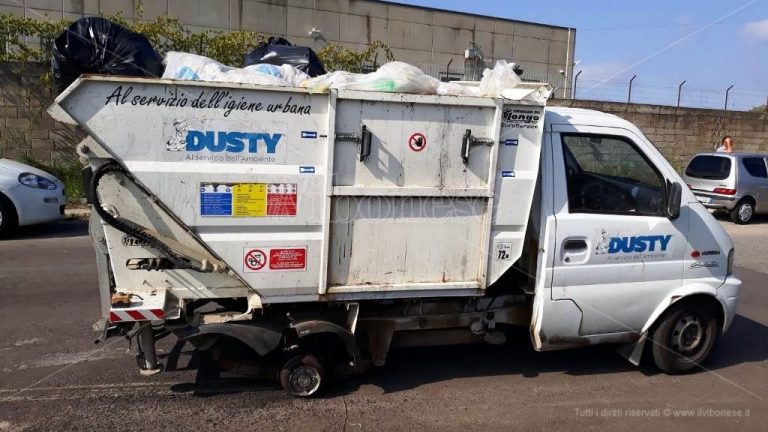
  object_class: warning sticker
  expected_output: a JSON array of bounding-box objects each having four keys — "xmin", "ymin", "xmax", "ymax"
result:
[
  {"xmin": 200, "ymin": 183, "xmax": 297, "ymax": 217},
  {"xmin": 243, "ymin": 247, "xmax": 307, "ymax": 272},
  {"xmin": 408, "ymin": 132, "xmax": 427, "ymax": 152}
]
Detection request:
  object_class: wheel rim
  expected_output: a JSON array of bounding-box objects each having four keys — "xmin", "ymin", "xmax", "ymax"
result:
[
  {"xmin": 288, "ymin": 365, "xmax": 321, "ymax": 396},
  {"xmin": 739, "ymin": 203, "xmax": 753, "ymax": 222},
  {"xmin": 671, "ymin": 313, "xmax": 705, "ymax": 355}
]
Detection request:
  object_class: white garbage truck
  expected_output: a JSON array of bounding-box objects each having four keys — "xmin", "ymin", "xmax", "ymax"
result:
[{"xmin": 49, "ymin": 76, "xmax": 741, "ymax": 396}]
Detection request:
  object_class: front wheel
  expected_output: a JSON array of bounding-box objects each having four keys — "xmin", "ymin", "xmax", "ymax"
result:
[
  {"xmin": 730, "ymin": 199, "xmax": 754, "ymax": 224},
  {"xmin": 280, "ymin": 354, "xmax": 325, "ymax": 397},
  {"xmin": 0, "ymin": 196, "xmax": 18, "ymax": 238},
  {"xmin": 650, "ymin": 302, "xmax": 719, "ymax": 374}
]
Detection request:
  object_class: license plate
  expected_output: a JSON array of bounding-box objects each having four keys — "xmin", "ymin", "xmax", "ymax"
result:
[{"xmin": 697, "ymin": 195, "xmax": 712, "ymax": 204}]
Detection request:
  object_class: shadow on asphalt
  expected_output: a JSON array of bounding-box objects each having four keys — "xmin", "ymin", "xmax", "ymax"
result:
[
  {"xmin": 2, "ymin": 219, "xmax": 88, "ymax": 240},
  {"xmin": 169, "ymin": 315, "xmax": 768, "ymax": 397}
]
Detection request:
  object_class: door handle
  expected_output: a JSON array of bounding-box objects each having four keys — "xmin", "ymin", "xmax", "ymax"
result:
[
  {"xmin": 335, "ymin": 124, "xmax": 372, "ymax": 162},
  {"xmin": 563, "ymin": 239, "xmax": 588, "ymax": 251},
  {"xmin": 461, "ymin": 129, "xmax": 494, "ymax": 163}
]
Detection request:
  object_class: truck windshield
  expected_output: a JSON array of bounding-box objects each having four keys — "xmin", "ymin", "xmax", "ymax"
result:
[{"xmin": 685, "ymin": 155, "xmax": 731, "ymax": 180}]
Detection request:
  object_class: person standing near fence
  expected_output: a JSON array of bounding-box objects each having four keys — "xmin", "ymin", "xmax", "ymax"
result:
[{"xmin": 715, "ymin": 135, "xmax": 734, "ymax": 153}]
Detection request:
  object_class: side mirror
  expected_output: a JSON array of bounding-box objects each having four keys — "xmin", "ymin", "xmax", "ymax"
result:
[{"xmin": 666, "ymin": 181, "xmax": 682, "ymax": 219}]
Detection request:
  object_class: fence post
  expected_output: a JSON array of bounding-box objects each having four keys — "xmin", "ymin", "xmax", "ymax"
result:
[
  {"xmin": 677, "ymin": 80, "xmax": 686, "ymax": 107},
  {"xmin": 628, "ymin": 75, "xmax": 637, "ymax": 104},
  {"xmin": 573, "ymin": 70, "xmax": 582, "ymax": 100},
  {"xmin": 724, "ymin": 85, "xmax": 734, "ymax": 110}
]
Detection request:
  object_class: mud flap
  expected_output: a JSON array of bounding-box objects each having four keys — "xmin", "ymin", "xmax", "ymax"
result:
[
  {"xmin": 185, "ymin": 322, "xmax": 283, "ymax": 356},
  {"xmin": 616, "ymin": 333, "xmax": 647, "ymax": 366}
]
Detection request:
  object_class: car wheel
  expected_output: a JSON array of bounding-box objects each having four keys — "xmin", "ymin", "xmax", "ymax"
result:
[
  {"xmin": 0, "ymin": 195, "xmax": 18, "ymax": 238},
  {"xmin": 650, "ymin": 302, "xmax": 719, "ymax": 374},
  {"xmin": 729, "ymin": 199, "xmax": 754, "ymax": 224}
]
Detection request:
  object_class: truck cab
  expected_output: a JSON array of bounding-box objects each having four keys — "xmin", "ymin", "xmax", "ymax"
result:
[{"xmin": 534, "ymin": 107, "xmax": 741, "ymax": 366}]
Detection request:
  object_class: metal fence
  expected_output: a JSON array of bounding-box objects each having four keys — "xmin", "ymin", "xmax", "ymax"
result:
[
  {"xmin": 573, "ymin": 77, "xmax": 766, "ymax": 112},
  {"xmin": 372, "ymin": 60, "xmax": 765, "ymax": 112}
]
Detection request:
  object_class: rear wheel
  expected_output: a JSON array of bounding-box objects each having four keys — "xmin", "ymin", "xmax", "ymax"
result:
[
  {"xmin": 650, "ymin": 302, "xmax": 719, "ymax": 374},
  {"xmin": 730, "ymin": 198, "xmax": 754, "ymax": 224},
  {"xmin": 0, "ymin": 195, "xmax": 18, "ymax": 238},
  {"xmin": 280, "ymin": 354, "xmax": 325, "ymax": 397}
]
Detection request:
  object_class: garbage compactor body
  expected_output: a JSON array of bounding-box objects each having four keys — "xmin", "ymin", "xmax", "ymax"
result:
[{"xmin": 51, "ymin": 76, "xmax": 549, "ymax": 312}]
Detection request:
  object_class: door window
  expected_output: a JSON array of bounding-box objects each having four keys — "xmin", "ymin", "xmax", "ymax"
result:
[
  {"xmin": 561, "ymin": 134, "xmax": 665, "ymax": 216},
  {"xmin": 742, "ymin": 157, "xmax": 768, "ymax": 178}
]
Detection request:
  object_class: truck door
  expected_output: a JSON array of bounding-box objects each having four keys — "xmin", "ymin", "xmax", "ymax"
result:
[{"xmin": 547, "ymin": 125, "xmax": 688, "ymax": 337}]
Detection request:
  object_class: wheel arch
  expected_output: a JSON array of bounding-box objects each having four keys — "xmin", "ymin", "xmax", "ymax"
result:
[
  {"xmin": 643, "ymin": 290, "xmax": 726, "ymax": 335},
  {"xmin": 291, "ymin": 320, "xmax": 364, "ymax": 372}
]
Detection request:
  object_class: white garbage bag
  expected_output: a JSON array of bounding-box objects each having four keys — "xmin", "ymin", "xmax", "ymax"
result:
[
  {"xmin": 436, "ymin": 81, "xmax": 480, "ymax": 97},
  {"xmin": 301, "ymin": 62, "xmax": 440, "ymax": 94},
  {"xmin": 477, "ymin": 60, "xmax": 522, "ymax": 97},
  {"xmin": 300, "ymin": 71, "xmax": 366, "ymax": 93},
  {"xmin": 162, "ymin": 51, "xmax": 309, "ymax": 87}
]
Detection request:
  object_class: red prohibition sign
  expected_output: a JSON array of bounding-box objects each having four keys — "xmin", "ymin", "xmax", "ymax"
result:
[
  {"xmin": 408, "ymin": 133, "xmax": 427, "ymax": 152},
  {"xmin": 244, "ymin": 249, "xmax": 267, "ymax": 271}
]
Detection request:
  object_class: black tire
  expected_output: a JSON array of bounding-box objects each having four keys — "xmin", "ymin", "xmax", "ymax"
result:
[
  {"xmin": 0, "ymin": 195, "xmax": 18, "ymax": 238},
  {"xmin": 729, "ymin": 198, "xmax": 754, "ymax": 224},
  {"xmin": 279, "ymin": 354, "xmax": 325, "ymax": 397},
  {"xmin": 650, "ymin": 302, "xmax": 719, "ymax": 374}
]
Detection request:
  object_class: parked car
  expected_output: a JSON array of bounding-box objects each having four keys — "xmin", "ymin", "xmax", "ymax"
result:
[
  {"xmin": 0, "ymin": 158, "xmax": 66, "ymax": 236},
  {"xmin": 682, "ymin": 152, "xmax": 768, "ymax": 224}
]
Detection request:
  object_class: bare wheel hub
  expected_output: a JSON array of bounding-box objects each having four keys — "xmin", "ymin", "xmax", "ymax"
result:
[
  {"xmin": 288, "ymin": 365, "xmax": 321, "ymax": 396},
  {"xmin": 671, "ymin": 313, "xmax": 704, "ymax": 354}
]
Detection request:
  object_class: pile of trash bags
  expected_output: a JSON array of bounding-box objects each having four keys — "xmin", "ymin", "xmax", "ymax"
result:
[
  {"xmin": 52, "ymin": 17, "xmax": 523, "ymax": 98},
  {"xmin": 163, "ymin": 52, "xmax": 522, "ymax": 98}
]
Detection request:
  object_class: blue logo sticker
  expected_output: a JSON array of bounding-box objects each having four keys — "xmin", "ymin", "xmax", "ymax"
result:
[
  {"xmin": 301, "ymin": 131, "xmax": 318, "ymax": 139},
  {"xmin": 501, "ymin": 170, "xmax": 515, "ymax": 178},
  {"xmin": 504, "ymin": 139, "xmax": 518, "ymax": 146},
  {"xmin": 299, "ymin": 166, "xmax": 315, "ymax": 174},
  {"xmin": 184, "ymin": 130, "xmax": 283, "ymax": 154},
  {"xmin": 608, "ymin": 235, "xmax": 673, "ymax": 253}
]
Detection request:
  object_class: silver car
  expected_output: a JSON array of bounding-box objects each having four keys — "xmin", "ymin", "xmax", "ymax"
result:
[{"xmin": 682, "ymin": 152, "xmax": 768, "ymax": 224}]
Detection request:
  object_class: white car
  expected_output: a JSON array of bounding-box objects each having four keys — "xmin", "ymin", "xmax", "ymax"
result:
[{"xmin": 0, "ymin": 158, "xmax": 66, "ymax": 236}]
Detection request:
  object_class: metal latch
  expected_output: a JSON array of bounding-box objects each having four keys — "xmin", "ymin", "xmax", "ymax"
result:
[
  {"xmin": 336, "ymin": 125, "xmax": 372, "ymax": 162},
  {"xmin": 461, "ymin": 129, "xmax": 494, "ymax": 163}
]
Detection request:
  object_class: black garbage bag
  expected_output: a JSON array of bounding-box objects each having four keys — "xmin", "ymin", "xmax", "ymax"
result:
[
  {"xmin": 243, "ymin": 37, "xmax": 326, "ymax": 77},
  {"xmin": 51, "ymin": 17, "xmax": 163, "ymax": 93}
]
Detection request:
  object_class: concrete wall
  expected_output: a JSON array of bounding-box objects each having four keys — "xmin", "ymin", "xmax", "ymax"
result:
[
  {"xmin": 0, "ymin": 63, "xmax": 81, "ymax": 163},
  {"xmin": 0, "ymin": 0, "xmax": 576, "ymax": 94},
  {"xmin": 550, "ymin": 99, "xmax": 768, "ymax": 171}
]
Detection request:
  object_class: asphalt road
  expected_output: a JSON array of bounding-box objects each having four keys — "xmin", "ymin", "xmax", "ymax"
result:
[{"xmin": 0, "ymin": 218, "xmax": 766, "ymax": 431}]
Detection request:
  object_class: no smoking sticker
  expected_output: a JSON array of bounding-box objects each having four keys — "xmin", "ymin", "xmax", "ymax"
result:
[
  {"xmin": 243, "ymin": 247, "xmax": 307, "ymax": 272},
  {"xmin": 244, "ymin": 249, "xmax": 267, "ymax": 271},
  {"xmin": 408, "ymin": 133, "xmax": 427, "ymax": 152}
]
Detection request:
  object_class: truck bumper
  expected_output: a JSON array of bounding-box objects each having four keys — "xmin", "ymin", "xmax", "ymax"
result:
[{"xmin": 717, "ymin": 275, "xmax": 742, "ymax": 333}]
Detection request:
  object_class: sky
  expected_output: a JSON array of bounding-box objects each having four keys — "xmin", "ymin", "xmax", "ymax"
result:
[{"xmin": 397, "ymin": 0, "xmax": 768, "ymax": 109}]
